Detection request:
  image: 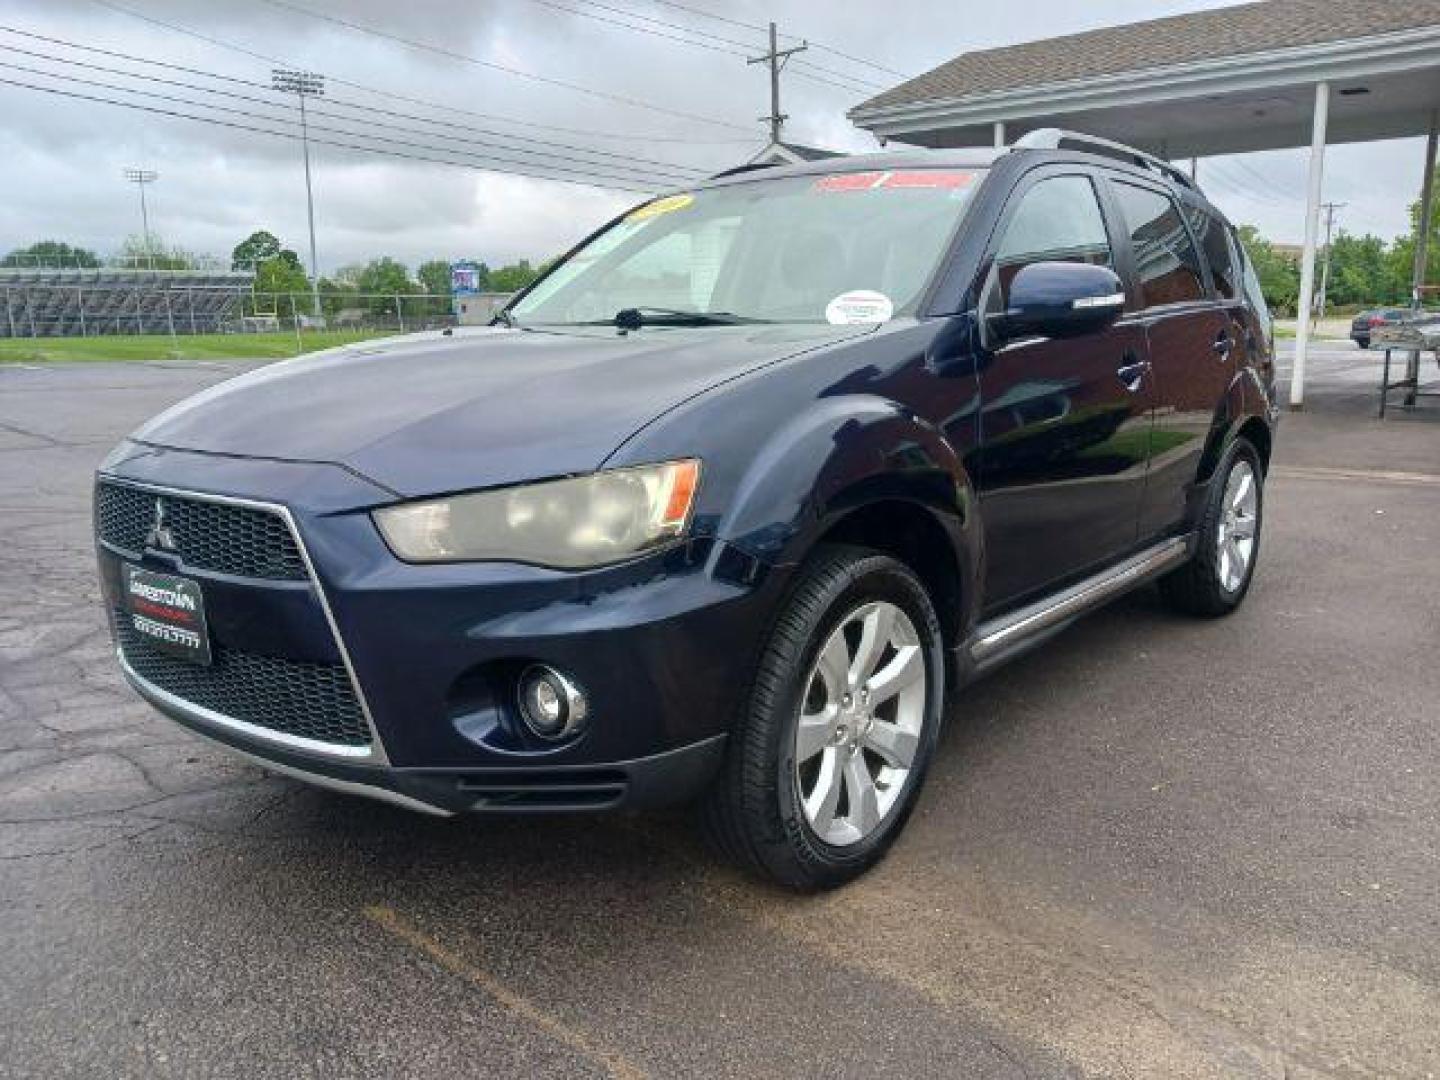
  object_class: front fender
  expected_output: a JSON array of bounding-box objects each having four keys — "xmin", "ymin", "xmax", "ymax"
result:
[{"xmin": 717, "ymin": 394, "xmax": 976, "ymax": 570}]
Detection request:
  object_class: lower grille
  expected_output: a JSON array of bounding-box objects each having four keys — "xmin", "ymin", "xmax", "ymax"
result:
[{"xmin": 114, "ymin": 608, "xmax": 372, "ymax": 748}]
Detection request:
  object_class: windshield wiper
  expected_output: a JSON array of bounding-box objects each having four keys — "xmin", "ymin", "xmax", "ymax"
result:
[{"xmin": 613, "ymin": 306, "xmax": 768, "ymax": 329}]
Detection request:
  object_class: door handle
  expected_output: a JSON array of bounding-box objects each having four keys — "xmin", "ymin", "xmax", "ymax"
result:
[
  {"xmin": 1213, "ymin": 332, "xmax": 1233, "ymax": 357},
  {"xmin": 1116, "ymin": 360, "xmax": 1149, "ymax": 392}
]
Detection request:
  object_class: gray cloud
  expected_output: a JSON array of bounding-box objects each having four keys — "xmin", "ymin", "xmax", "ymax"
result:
[{"xmin": 0, "ymin": 0, "xmax": 1427, "ymax": 275}]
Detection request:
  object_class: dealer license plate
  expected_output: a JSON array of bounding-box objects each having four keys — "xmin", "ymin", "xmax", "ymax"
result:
[{"xmin": 122, "ymin": 564, "xmax": 212, "ymax": 666}]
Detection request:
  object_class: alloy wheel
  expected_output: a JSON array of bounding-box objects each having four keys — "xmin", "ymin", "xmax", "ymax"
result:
[
  {"xmin": 1217, "ymin": 459, "xmax": 1259, "ymax": 594},
  {"xmin": 793, "ymin": 600, "xmax": 928, "ymax": 847}
]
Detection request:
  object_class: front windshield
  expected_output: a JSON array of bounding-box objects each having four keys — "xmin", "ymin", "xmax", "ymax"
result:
[{"xmin": 510, "ymin": 167, "xmax": 986, "ymax": 326}]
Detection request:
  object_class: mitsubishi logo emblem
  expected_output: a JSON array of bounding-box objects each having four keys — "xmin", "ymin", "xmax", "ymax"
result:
[{"xmin": 145, "ymin": 497, "xmax": 178, "ymax": 552}]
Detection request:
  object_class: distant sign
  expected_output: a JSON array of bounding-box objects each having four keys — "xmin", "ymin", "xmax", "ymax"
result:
[{"xmin": 450, "ymin": 261, "xmax": 480, "ymax": 297}]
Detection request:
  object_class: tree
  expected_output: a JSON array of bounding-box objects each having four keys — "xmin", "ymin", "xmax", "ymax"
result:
[
  {"xmin": 254, "ymin": 249, "xmax": 311, "ymax": 306},
  {"xmin": 356, "ymin": 256, "xmax": 415, "ymax": 295},
  {"xmin": 2, "ymin": 240, "xmax": 101, "ymax": 268},
  {"xmin": 354, "ymin": 256, "xmax": 417, "ymax": 316},
  {"xmin": 417, "ymin": 259, "xmax": 451, "ymax": 298},
  {"xmin": 120, "ymin": 233, "xmax": 197, "ymax": 271},
  {"xmin": 1324, "ymin": 231, "xmax": 1392, "ymax": 308},
  {"xmin": 417, "ymin": 259, "xmax": 455, "ymax": 316},
  {"xmin": 1236, "ymin": 225, "xmax": 1300, "ymax": 315},
  {"xmin": 488, "ymin": 259, "xmax": 540, "ymax": 293},
  {"xmin": 231, "ymin": 230, "xmax": 282, "ymax": 271}
]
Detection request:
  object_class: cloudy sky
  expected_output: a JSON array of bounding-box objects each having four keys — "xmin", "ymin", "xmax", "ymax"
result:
[{"xmin": 0, "ymin": 0, "xmax": 1430, "ymax": 274}]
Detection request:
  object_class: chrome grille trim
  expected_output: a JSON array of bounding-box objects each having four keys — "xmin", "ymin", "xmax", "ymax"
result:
[
  {"xmin": 95, "ymin": 481, "xmax": 308, "ymax": 580},
  {"xmin": 97, "ymin": 475, "xmax": 390, "ymax": 766}
]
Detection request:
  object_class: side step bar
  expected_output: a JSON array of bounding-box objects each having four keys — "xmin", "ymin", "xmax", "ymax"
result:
[{"xmin": 967, "ymin": 537, "xmax": 1191, "ymax": 672}]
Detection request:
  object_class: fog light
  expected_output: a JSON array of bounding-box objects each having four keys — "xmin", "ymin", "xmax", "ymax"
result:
[{"xmin": 516, "ymin": 665, "xmax": 588, "ymax": 740}]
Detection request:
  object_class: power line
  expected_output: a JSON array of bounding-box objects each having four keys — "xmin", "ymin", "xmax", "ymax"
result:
[
  {"xmin": 0, "ymin": 54, "xmax": 696, "ymax": 188},
  {"xmin": 1204, "ymin": 160, "xmax": 1290, "ymax": 208},
  {"xmin": 0, "ymin": 35, "xmax": 706, "ymax": 182},
  {"xmin": 0, "ymin": 73, "xmax": 665, "ymax": 193},
  {"xmin": 523, "ymin": 0, "xmax": 888, "ymax": 93},
  {"xmin": 82, "ymin": 0, "xmax": 754, "ymax": 145},
  {"xmin": 634, "ymin": 0, "xmax": 909, "ymax": 79},
  {"xmin": 249, "ymin": 0, "xmax": 755, "ymax": 133}
]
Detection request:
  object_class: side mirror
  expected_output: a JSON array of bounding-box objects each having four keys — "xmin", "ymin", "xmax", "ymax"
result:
[{"xmin": 994, "ymin": 261, "xmax": 1126, "ymax": 341}]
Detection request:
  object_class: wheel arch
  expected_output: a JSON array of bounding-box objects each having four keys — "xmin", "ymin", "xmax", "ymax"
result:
[
  {"xmin": 1197, "ymin": 366, "xmax": 1275, "ymax": 486},
  {"xmin": 715, "ymin": 395, "xmax": 980, "ymax": 654}
]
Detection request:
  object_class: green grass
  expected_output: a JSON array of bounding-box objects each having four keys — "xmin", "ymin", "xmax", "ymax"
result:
[{"xmin": 0, "ymin": 329, "xmax": 401, "ymax": 364}]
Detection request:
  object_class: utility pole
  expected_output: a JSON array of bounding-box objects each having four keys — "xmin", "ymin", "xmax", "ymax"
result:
[
  {"xmin": 122, "ymin": 168, "xmax": 158, "ymax": 270},
  {"xmin": 747, "ymin": 22, "xmax": 807, "ymax": 145},
  {"xmin": 1315, "ymin": 200, "xmax": 1345, "ymax": 318},
  {"xmin": 272, "ymin": 69, "xmax": 325, "ymax": 319}
]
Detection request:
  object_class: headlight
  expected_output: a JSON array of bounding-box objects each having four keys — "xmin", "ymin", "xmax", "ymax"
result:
[{"xmin": 373, "ymin": 459, "xmax": 700, "ymax": 568}]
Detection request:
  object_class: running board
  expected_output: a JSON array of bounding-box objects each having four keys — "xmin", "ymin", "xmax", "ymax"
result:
[{"xmin": 967, "ymin": 537, "xmax": 1191, "ymax": 671}]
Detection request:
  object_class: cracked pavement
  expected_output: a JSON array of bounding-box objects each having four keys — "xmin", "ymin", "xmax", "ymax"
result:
[{"xmin": 1, "ymin": 348, "xmax": 1438, "ymax": 1078}]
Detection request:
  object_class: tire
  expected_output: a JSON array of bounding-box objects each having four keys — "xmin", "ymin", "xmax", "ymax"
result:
[
  {"xmin": 1158, "ymin": 437, "xmax": 1264, "ymax": 617},
  {"xmin": 701, "ymin": 544, "xmax": 945, "ymax": 890}
]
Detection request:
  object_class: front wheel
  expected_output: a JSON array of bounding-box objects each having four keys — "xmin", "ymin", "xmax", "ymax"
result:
[
  {"xmin": 1159, "ymin": 438, "xmax": 1264, "ymax": 617},
  {"xmin": 702, "ymin": 545, "xmax": 944, "ymax": 890}
]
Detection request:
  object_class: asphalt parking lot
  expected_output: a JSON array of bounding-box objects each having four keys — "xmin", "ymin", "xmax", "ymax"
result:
[{"xmin": 2, "ymin": 343, "xmax": 1438, "ymax": 1078}]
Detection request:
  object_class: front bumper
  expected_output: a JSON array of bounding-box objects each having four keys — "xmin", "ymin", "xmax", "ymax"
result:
[
  {"xmin": 124, "ymin": 660, "xmax": 729, "ymax": 813},
  {"xmin": 98, "ymin": 444, "xmax": 786, "ymax": 813}
]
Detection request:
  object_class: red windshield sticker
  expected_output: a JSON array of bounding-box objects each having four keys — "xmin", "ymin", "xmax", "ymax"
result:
[
  {"xmin": 881, "ymin": 170, "xmax": 975, "ymax": 189},
  {"xmin": 813, "ymin": 172, "xmax": 886, "ymax": 192},
  {"xmin": 813, "ymin": 170, "xmax": 976, "ymax": 192}
]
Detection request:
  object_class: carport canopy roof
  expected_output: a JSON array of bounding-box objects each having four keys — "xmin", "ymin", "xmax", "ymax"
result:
[{"xmin": 849, "ymin": 0, "xmax": 1440, "ymax": 158}]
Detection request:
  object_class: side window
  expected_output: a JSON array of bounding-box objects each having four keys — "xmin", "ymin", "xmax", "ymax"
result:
[
  {"xmin": 1111, "ymin": 181, "xmax": 1206, "ymax": 307},
  {"xmin": 991, "ymin": 175, "xmax": 1112, "ymax": 308},
  {"xmin": 1235, "ymin": 237, "xmax": 1274, "ymax": 338},
  {"xmin": 1186, "ymin": 206, "xmax": 1238, "ymax": 299}
]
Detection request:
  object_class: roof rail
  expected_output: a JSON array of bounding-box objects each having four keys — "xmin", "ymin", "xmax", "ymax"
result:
[{"xmin": 1012, "ymin": 128, "xmax": 1196, "ymax": 190}]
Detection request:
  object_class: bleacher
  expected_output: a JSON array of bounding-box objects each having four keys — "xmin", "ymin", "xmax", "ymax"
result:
[{"xmin": 0, "ymin": 266, "xmax": 255, "ymax": 337}]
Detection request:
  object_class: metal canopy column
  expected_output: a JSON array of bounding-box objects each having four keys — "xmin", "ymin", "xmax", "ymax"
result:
[
  {"xmin": 993, "ymin": 121, "xmax": 1005, "ymax": 147},
  {"xmin": 1291, "ymin": 80, "xmax": 1329, "ymax": 410},
  {"xmin": 1405, "ymin": 110, "xmax": 1439, "ymax": 404}
]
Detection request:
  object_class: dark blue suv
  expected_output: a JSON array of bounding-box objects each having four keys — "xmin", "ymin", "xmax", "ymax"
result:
[{"xmin": 96, "ymin": 130, "xmax": 1276, "ymax": 889}]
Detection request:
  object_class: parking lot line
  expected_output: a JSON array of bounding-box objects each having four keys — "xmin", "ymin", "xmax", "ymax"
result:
[
  {"xmin": 1271, "ymin": 464, "xmax": 1440, "ymax": 486},
  {"xmin": 363, "ymin": 905, "xmax": 646, "ymax": 1080}
]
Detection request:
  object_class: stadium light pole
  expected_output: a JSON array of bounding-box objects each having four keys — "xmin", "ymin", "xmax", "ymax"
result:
[
  {"xmin": 122, "ymin": 168, "xmax": 158, "ymax": 270},
  {"xmin": 272, "ymin": 69, "xmax": 324, "ymax": 318}
]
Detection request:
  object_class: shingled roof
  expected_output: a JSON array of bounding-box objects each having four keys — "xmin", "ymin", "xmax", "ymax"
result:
[{"xmin": 852, "ymin": 0, "xmax": 1440, "ymax": 115}]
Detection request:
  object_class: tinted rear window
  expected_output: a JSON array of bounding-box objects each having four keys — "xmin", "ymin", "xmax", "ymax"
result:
[{"xmin": 1186, "ymin": 206, "xmax": 1237, "ymax": 299}]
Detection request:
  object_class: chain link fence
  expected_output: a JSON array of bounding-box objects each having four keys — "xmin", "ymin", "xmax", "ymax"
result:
[{"xmin": 0, "ymin": 279, "xmax": 513, "ymax": 343}]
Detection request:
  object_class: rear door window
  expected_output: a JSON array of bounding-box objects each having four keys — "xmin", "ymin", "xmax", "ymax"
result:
[
  {"xmin": 1110, "ymin": 181, "xmax": 1207, "ymax": 307},
  {"xmin": 1186, "ymin": 206, "xmax": 1238, "ymax": 299}
]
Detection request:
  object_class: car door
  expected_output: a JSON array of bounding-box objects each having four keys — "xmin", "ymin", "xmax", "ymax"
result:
[
  {"xmin": 1103, "ymin": 179, "xmax": 1236, "ymax": 541},
  {"xmin": 967, "ymin": 170, "xmax": 1156, "ymax": 615}
]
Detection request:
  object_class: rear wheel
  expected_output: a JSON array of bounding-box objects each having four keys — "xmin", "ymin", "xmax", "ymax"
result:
[
  {"xmin": 1159, "ymin": 438, "xmax": 1264, "ymax": 617},
  {"xmin": 702, "ymin": 545, "xmax": 944, "ymax": 890}
]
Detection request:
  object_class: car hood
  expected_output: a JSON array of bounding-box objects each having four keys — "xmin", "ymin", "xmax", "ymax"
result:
[{"xmin": 131, "ymin": 324, "xmax": 870, "ymax": 498}]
